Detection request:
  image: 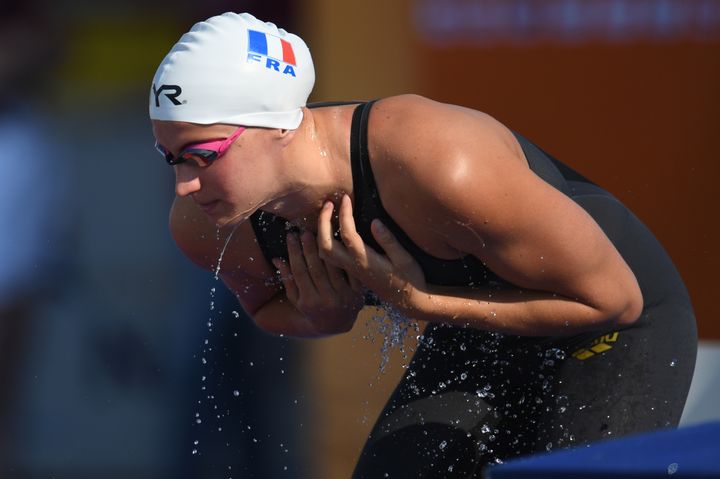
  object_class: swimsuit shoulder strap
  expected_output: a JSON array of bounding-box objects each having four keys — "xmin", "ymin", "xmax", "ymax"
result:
[
  {"xmin": 249, "ymin": 101, "xmax": 367, "ymax": 266},
  {"xmin": 349, "ymin": 100, "xmax": 429, "ymax": 259},
  {"xmin": 350, "ymin": 100, "xmax": 384, "ymax": 252}
]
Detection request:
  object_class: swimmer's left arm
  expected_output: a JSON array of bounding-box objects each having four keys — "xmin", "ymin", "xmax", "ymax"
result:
[
  {"xmin": 320, "ymin": 123, "xmax": 641, "ymax": 336},
  {"xmin": 431, "ymin": 147, "xmax": 642, "ymax": 334},
  {"xmin": 391, "ymin": 146, "xmax": 643, "ymax": 336},
  {"xmin": 321, "ymin": 180, "xmax": 641, "ymax": 337}
]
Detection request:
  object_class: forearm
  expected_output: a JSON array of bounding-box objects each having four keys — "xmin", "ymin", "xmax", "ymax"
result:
[
  {"xmin": 252, "ymin": 291, "xmax": 355, "ymax": 338},
  {"xmin": 406, "ymin": 285, "xmax": 639, "ymax": 336}
]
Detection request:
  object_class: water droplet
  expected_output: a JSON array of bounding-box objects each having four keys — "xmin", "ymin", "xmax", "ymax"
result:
[
  {"xmin": 191, "ymin": 449, "xmax": 198, "ymax": 455},
  {"xmin": 233, "ymin": 390, "xmax": 240, "ymax": 397},
  {"xmin": 670, "ymin": 359, "xmax": 677, "ymax": 367},
  {"xmin": 214, "ymin": 223, "xmax": 241, "ymax": 279},
  {"xmin": 232, "ymin": 311, "xmax": 240, "ymax": 319},
  {"xmin": 438, "ymin": 440, "xmax": 447, "ymax": 450},
  {"xmin": 667, "ymin": 462, "xmax": 678, "ymax": 475},
  {"xmin": 546, "ymin": 348, "xmax": 566, "ymax": 360},
  {"xmin": 363, "ymin": 296, "xmax": 420, "ymax": 374}
]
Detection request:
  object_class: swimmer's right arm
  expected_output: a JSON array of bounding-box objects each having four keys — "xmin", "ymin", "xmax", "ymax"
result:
[
  {"xmin": 170, "ymin": 197, "xmax": 361, "ymax": 338},
  {"xmin": 234, "ymin": 284, "xmax": 358, "ymax": 337},
  {"xmin": 218, "ymin": 264, "xmax": 362, "ymax": 337}
]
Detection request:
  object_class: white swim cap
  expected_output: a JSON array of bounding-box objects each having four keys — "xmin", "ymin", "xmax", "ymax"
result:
[{"xmin": 149, "ymin": 12, "xmax": 315, "ymax": 129}]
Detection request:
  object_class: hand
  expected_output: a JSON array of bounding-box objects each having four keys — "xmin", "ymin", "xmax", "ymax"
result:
[
  {"xmin": 272, "ymin": 230, "xmax": 365, "ymax": 335},
  {"xmin": 317, "ymin": 194, "xmax": 428, "ymax": 312}
]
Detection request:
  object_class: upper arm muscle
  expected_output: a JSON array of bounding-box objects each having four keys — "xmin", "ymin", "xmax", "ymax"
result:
[{"xmin": 369, "ymin": 95, "xmax": 638, "ymax": 313}]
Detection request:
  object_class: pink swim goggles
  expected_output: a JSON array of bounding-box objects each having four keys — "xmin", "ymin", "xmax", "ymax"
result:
[{"xmin": 155, "ymin": 126, "xmax": 246, "ymax": 166}]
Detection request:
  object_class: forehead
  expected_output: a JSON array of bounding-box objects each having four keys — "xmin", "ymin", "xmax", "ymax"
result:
[{"xmin": 152, "ymin": 120, "xmax": 237, "ymax": 150}]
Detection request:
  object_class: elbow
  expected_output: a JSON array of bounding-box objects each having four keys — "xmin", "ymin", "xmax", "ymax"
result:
[
  {"xmin": 254, "ymin": 318, "xmax": 352, "ymax": 338},
  {"xmin": 253, "ymin": 304, "xmax": 356, "ymax": 338},
  {"xmin": 606, "ymin": 281, "xmax": 644, "ymax": 329},
  {"xmin": 297, "ymin": 313, "xmax": 357, "ymax": 337}
]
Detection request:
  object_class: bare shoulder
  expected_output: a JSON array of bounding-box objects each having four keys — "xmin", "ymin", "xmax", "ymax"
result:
[
  {"xmin": 370, "ymin": 94, "xmax": 520, "ymax": 147},
  {"xmin": 364, "ymin": 95, "xmax": 529, "ymax": 254},
  {"xmin": 368, "ymin": 95, "xmax": 526, "ymax": 193}
]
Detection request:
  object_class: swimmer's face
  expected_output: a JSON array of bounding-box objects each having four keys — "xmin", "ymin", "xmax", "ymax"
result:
[{"xmin": 152, "ymin": 120, "xmax": 282, "ymax": 227}]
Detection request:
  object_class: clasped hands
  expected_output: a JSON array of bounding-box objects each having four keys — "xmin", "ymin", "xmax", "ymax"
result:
[{"xmin": 272, "ymin": 194, "xmax": 427, "ymax": 333}]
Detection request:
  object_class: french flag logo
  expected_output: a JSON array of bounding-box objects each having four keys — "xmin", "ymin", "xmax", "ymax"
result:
[{"xmin": 248, "ymin": 30, "xmax": 297, "ymax": 66}]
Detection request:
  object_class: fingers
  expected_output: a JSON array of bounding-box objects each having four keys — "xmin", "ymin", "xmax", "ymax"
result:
[
  {"xmin": 371, "ymin": 219, "xmax": 415, "ymax": 267},
  {"xmin": 316, "ymin": 200, "xmax": 335, "ymax": 253},
  {"xmin": 325, "ymin": 262, "xmax": 349, "ymax": 291},
  {"xmin": 347, "ymin": 274, "xmax": 365, "ymax": 294},
  {"xmin": 338, "ymin": 194, "xmax": 369, "ymax": 267},
  {"xmin": 272, "ymin": 257, "xmax": 298, "ymax": 303},
  {"xmin": 285, "ymin": 232, "xmax": 318, "ymax": 296},
  {"xmin": 275, "ymin": 230, "xmax": 357, "ymax": 300},
  {"xmin": 317, "ymin": 199, "xmax": 354, "ymax": 270},
  {"xmin": 299, "ymin": 231, "xmax": 334, "ymax": 295},
  {"xmin": 303, "ymin": 228, "xmax": 362, "ymax": 297}
]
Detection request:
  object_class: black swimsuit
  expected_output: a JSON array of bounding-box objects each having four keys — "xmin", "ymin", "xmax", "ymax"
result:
[{"xmin": 251, "ymin": 101, "xmax": 697, "ymax": 477}]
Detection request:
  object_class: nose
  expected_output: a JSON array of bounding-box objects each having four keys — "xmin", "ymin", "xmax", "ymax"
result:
[{"xmin": 174, "ymin": 165, "xmax": 201, "ymax": 197}]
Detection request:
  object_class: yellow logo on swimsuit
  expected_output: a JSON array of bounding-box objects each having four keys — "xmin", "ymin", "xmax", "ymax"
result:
[{"xmin": 571, "ymin": 332, "xmax": 619, "ymax": 360}]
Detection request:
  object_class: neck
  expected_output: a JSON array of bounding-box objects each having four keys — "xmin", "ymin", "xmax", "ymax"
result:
[{"xmin": 262, "ymin": 105, "xmax": 355, "ymax": 231}]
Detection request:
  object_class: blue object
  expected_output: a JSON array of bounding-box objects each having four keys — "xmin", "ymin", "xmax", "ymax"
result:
[{"xmin": 485, "ymin": 421, "xmax": 720, "ymax": 478}]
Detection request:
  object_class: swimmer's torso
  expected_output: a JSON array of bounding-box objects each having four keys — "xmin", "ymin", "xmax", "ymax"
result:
[
  {"xmin": 250, "ymin": 100, "xmax": 511, "ymax": 288},
  {"xmin": 169, "ymin": 95, "xmax": 610, "ymax": 316},
  {"xmin": 247, "ymin": 100, "xmax": 595, "ymax": 289}
]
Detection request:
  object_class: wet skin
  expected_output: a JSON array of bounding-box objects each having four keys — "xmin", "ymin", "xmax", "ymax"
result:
[{"xmin": 154, "ymin": 94, "xmax": 643, "ymax": 338}]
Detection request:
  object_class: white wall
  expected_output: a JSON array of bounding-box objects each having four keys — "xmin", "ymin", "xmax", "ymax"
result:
[{"xmin": 680, "ymin": 341, "xmax": 720, "ymax": 426}]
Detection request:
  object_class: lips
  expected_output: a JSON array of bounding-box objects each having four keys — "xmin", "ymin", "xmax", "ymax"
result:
[{"xmin": 196, "ymin": 199, "xmax": 220, "ymax": 215}]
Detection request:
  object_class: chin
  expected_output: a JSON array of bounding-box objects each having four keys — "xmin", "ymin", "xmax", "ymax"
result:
[{"xmin": 215, "ymin": 210, "xmax": 253, "ymax": 228}]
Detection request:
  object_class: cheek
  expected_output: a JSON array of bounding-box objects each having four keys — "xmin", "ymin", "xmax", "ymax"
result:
[{"xmin": 214, "ymin": 165, "xmax": 260, "ymax": 202}]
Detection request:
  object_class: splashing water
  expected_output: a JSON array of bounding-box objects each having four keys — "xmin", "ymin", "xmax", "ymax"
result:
[
  {"xmin": 192, "ymin": 224, "xmax": 242, "ymax": 457},
  {"xmin": 214, "ymin": 224, "xmax": 241, "ymax": 279},
  {"xmin": 363, "ymin": 292, "xmax": 420, "ymax": 374}
]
